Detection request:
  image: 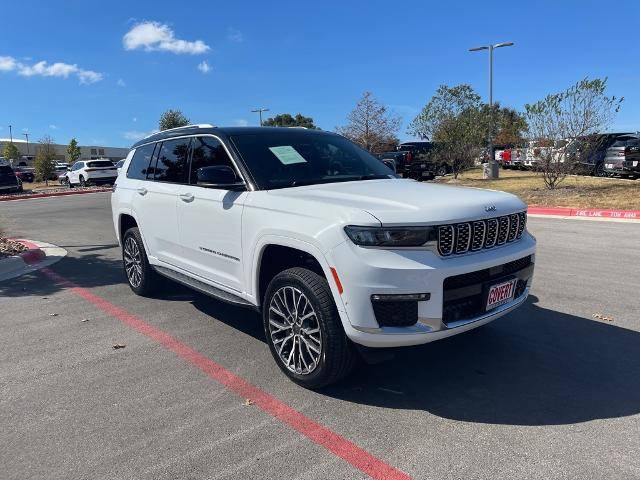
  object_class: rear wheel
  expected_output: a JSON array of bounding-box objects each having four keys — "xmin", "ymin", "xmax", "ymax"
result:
[
  {"xmin": 594, "ymin": 163, "xmax": 606, "ymax": 177},
  {"xmin": 263, "ymin": 267, "xmax": 355, "ymax": 389},
  {"xmin": 122, "ymin": 227, "xmax": 160, "ymax": 296}
]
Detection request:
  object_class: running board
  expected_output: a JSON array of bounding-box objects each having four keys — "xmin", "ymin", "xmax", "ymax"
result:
[{"xmin": 153, "ymin": 265, "xmax": 255, "ymax": 309}]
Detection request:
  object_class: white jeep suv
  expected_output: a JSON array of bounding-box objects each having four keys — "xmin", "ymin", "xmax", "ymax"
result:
[{"xmin": 111, "ymin": 125, "xmax": 536, "ymax": 388}]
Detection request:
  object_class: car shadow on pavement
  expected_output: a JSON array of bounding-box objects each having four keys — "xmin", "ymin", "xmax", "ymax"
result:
[
  {"xmin": 0, "ymin": 251, "xmax": 126, "ymax": 298},
  {"xmin": 321, "ymin": 295, "xmax": 640, "ymax": 426},
  {"xmin": 190, "ymin": 291, "xmax": 640, "ymax": 426}
]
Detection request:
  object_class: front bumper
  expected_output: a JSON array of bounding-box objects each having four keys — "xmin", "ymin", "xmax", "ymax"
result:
[{"xmin": 329, "ymin": 233, "xmax": 536, "ymax": 347}]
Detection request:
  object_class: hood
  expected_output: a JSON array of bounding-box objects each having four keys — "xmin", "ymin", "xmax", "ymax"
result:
[{"xmin": 267, "ymin": 178, "xmax": 526, "ymax": 225}]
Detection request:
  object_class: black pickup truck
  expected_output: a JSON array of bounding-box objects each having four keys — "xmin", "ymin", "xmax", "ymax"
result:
[{"xmin": 378, "ymin": 142, "xmax": 443, "ymax": 180}]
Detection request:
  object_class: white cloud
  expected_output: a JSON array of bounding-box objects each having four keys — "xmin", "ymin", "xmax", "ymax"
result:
[
  {"xmin": 123, "ymin": 129, "xmax": 158, "ymax": 141},
  {"xmin": 0, "ymin": 56, "xmax": 17, "ymax": 71},
  {"xmin": 233, "ymin": 119, "xmax": 249, "ymax": 127},
  {"xmin": 197, "ymin": 60, "xmax": 212, "ymax": 74},
  {"xmin": 22, "ymin": 128, "xmax": 29, "ymax": 132},
  {"xmin": 227, "ymin": 28, "xmax": 243, "ymax": 43},
  {"xmin": 117, "ymin": 78, "xmax": 126, "ymax": 87},
  {"xmin": 49, "ymin": 124, "xmax": 58, "ymax": 130},
  {"xmin": 132, "ymin": 117, "xmax": 137, "ymax": 122},
  {"xmin": 123, "ymin": 21, "xmax": 210, "ymax": 55},
  {"xmin": 0, "ymin": 55, "xmax": 103, "ymax": 84}
]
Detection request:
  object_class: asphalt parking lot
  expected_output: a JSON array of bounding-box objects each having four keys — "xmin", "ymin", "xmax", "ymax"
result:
[{"xmin": 2, "ymin": 192, "xmax": 640, "ymax": 480}]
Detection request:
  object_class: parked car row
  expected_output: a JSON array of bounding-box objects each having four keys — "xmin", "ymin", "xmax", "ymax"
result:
[{"xmin": 498, "ymin": 132, "xmax": 640, "ymax": 178}]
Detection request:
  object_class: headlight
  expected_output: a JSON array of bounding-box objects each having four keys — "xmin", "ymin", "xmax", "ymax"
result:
[{"xmin": 344, "ymin": 225, "xmax": 437, "ymax": 247}]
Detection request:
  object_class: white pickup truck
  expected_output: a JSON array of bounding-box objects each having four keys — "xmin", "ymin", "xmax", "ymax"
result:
[{"xmin": 111, "ymin": 125, "xmax": 536, "ymax": 388}]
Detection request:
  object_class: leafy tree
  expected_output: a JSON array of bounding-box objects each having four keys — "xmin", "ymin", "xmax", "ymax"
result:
[
  {"xmin": 525, "ymin": 77, "xmax": 623, "ymax": 189},
  {"xmin": 2, "ymin": 142, "xmax": 20, "ymax": 163},
  {"xmin": 35, "ymin": 136, "xmax": 57, "ymax": 185},
  {"xmin": 409, "ymin": 84, "xmax": 485, "ymax": 178},
  {"xmin": 67, "ymin": 138, "xmax": 82, "ymax": 164},
  {"xmin": 336, "ymin": 91, "xmax": 401, "ymax": 153},
  {"xmin": 263, "ymin": 113, "xmax": 319, "ymax": 129},
  {"xmin": 159, "ymin": 109, "xmax": 190, "ymax": 131}
]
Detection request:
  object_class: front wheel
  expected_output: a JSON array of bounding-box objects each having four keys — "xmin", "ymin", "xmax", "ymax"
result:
[
  {"xmin": 263, "ymin": 267, "xmax": 355, "ymax": 389},
  {"xmin": 79, "ymin": 175, "xmax": 87, "ymax": 187},
  {"xmin": 122, "ymin": 227, "xmax": 161, "ymax": 296}
]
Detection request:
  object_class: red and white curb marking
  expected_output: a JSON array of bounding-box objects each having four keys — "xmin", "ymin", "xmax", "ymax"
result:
[
  {"xmin": 40, "ymin": 267, "xmax": 412, "ymax": 480},
  {"xmin": 528, "ymin": 206, "xmax": 640, "ymax": 222},
  {"xmin": 0, "ymin": 239, "xmax": 67, "ymax": 282},
  {"xmin": 0, "ymin": 188, "xmax": 110, "ymax": 202}
]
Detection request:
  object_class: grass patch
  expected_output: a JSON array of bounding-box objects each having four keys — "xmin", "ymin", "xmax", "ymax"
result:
[{"xmin": 437, "ymin": 168, "xmax": 640, "ymax": 210}]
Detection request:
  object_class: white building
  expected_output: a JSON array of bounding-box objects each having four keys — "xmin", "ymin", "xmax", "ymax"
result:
[{"xmin": 0, "ymin": 138, "xmax": 129, "ymax": 166}]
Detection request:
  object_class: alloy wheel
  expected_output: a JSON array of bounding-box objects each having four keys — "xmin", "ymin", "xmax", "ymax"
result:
[
  {"xmin": 268, "ymin": 286, "xmax": 322, "ymax": 375},
  {"xmin": 123, "ymin": 236, "xmax": 143, "ymax": 288}
]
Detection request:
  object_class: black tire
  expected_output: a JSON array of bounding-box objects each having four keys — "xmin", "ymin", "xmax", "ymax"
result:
[
  {"xmin": 79, "ymin": 175, "xmax": 87, "ymax": 187},
  {"xmin": 263, "ymin": 267, "xmax": 355, "ymax": 389},
  {"xmin": 594, "ymin": 163, "xmax": 606, "ymax": 177},
  {"xmin": 436, "ymin": 165, "xmax": 448, "ymax": 176},
  {"xmin": 122, "ymin": 227, "xmax": 161, "ymax": 296}
]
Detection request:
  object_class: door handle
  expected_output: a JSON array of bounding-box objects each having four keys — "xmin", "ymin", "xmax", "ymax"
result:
[
  {"xmin": 179, "ymin": 193, "xmax": 195, "ymax": 203},
  {"xmin": 137, "ymin": 187, "xmax": 148, "ymax": 196}
]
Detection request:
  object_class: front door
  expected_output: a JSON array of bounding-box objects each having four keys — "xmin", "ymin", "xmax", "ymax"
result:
[{"xmin": 176, "ymin": 135, "xmax": 246, "ymax": 293}]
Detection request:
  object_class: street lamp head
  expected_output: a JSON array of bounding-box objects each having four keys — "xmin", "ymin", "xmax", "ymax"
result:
[
  {"xmin": 493, "ymin": 41, "xmax": 514, "ymax": 49},
  {"xmin": 469, "ymin": 46, "xmax": 489, "ymax": 52}
]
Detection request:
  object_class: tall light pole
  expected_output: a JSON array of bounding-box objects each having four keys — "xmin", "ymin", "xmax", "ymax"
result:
[
  {"xmin": 469, "ymin": 41, "xmax": 514, "ymax": 179},
  {"xmin": 251, "ymin": 108, "xmax": 270, "ymax": 126},
  {"xmin": 8, "ymin": 124, "xmax": 13, "ymax": 142},
  {"xmin": 23, "ymin": 133, "xmax": 30, "ymax": 156}
]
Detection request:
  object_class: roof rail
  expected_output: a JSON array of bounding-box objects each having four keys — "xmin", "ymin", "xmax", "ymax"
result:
[{"xmin": 138, "ymin": 123, "xmax": 216, "ymax": 142}]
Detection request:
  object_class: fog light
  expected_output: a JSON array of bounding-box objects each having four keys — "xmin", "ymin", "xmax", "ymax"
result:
[{"xmin": 371, "ymin": 293, "xmax": 430, "ymax": 302}]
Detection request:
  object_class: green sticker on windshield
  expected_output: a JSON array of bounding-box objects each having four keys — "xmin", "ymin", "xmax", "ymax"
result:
[{"xmin": 269, "ymin": 146, "xmax": 307, "ymax": 165}]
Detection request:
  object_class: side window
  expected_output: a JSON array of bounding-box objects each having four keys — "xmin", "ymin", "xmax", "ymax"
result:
[
  {"xmin": 73, "ymin": 162, "xmax": 83, "ymax": 171},
  {"xmin": 126, "ymin": 144, "xmax": 155, "ymax": 180},
  {"xmin": 154, "ymin": 138, "xmax": 191, "ymax": 183},
  {"xmin": 189, "ymin": 136, "xmax": 237, "ymax": 185}
]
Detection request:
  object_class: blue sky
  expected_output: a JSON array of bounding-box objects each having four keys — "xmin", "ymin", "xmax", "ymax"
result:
[{"xmin": 1, "ymin": 0, "xmax": 638, "ymax": 147}]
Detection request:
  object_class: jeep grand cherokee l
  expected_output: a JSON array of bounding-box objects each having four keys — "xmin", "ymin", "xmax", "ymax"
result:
[{"xmin": 111, "ymin": 125, "xmax": 536, "ymax": 388}]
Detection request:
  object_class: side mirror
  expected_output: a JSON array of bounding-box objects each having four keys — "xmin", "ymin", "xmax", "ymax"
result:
[
  {"xmin": 196, "ymin": 165, "xmax": 245, "ymax": 190},
  {"xmin": 67, "ymin": 167, "xmax": 71, "ymax": 171}
]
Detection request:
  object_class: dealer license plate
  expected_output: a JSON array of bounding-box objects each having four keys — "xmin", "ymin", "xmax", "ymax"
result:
[{"xmin": 486, "ymin": 278, "xmax": 517, "ymax": 311}]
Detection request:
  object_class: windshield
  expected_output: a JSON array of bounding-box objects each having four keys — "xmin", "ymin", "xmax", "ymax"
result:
[{"xmin": 230, "ymin": 132, "xmax": 393, "ymax": 190}]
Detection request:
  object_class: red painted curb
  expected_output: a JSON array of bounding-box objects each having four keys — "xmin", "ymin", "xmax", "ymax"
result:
[
  {"xmin": 14, "ymin": 239, "xmax": 46, "ymax": 265},
  {"xmin": 40, "ymin": 267, "xmax": 413, "ymax": 480},
  {"xmin": 528, "ymin": 206, "xmax": 640, "ymax": 220},
  {"xmin": 0, "ymin": 188, "xmax": 110, "ymax": 202}
]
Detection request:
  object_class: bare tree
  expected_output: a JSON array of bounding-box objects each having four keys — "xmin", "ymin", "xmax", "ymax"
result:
[
  {"xmin": 525, "ymin": 77, "xmax": 623, "ymax": 189},
  {"xmin": 336, "ymin": 92, "xmax": 401, "ymax": 153}
]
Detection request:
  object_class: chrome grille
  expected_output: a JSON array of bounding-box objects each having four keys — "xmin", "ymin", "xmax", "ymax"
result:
[
  {"xmin": 485, "ymin": 218, "xmax": 498, "ymax": 248},
  {"xmin": 497, "ymin": 216, "xmax": 510, "ymax": 245},
  {"xmin": 438, "ymin": 225, "xmax": 454, "ymax": 256},
  {"xmin": 455, "ymin": 223, "xmax": 471, "ymax": 254},
  {"xmin": 508, "ymin": 214, "xmax": 519, "ymax": 241},
  {"xmin": 437, "ymin": 212, "xmax": 527, "ymax": 257},
  {"xmin": 471, "ymin": 221, "xmax": 486, "ymax": 251}
]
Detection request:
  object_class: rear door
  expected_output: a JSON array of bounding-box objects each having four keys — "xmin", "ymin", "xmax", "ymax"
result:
[
  {"xmin": 176, "ymin": 135, "xmax": 247, "ymax": 292},
  {"xmin": 131, "ymin": 138, "xmax": 191, "ymax": 266}
]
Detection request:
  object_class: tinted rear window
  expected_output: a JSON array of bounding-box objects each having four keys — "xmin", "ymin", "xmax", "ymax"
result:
[
  {"xmin": 127, "ymin": 144, "xmax": 155, "ymax": 180},
  {"xmin": 87, "ymin": 161, "xmax": 114, "ymax": 168}
]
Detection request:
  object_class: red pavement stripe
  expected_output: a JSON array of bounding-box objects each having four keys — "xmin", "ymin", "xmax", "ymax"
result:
[
  {"xmin": 39, "ymin": 267, "xmax": 412, "ymax": 480},
  {"xmin": 528, "ymin": 206, "xmax": 640, "ymax": 220}
]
